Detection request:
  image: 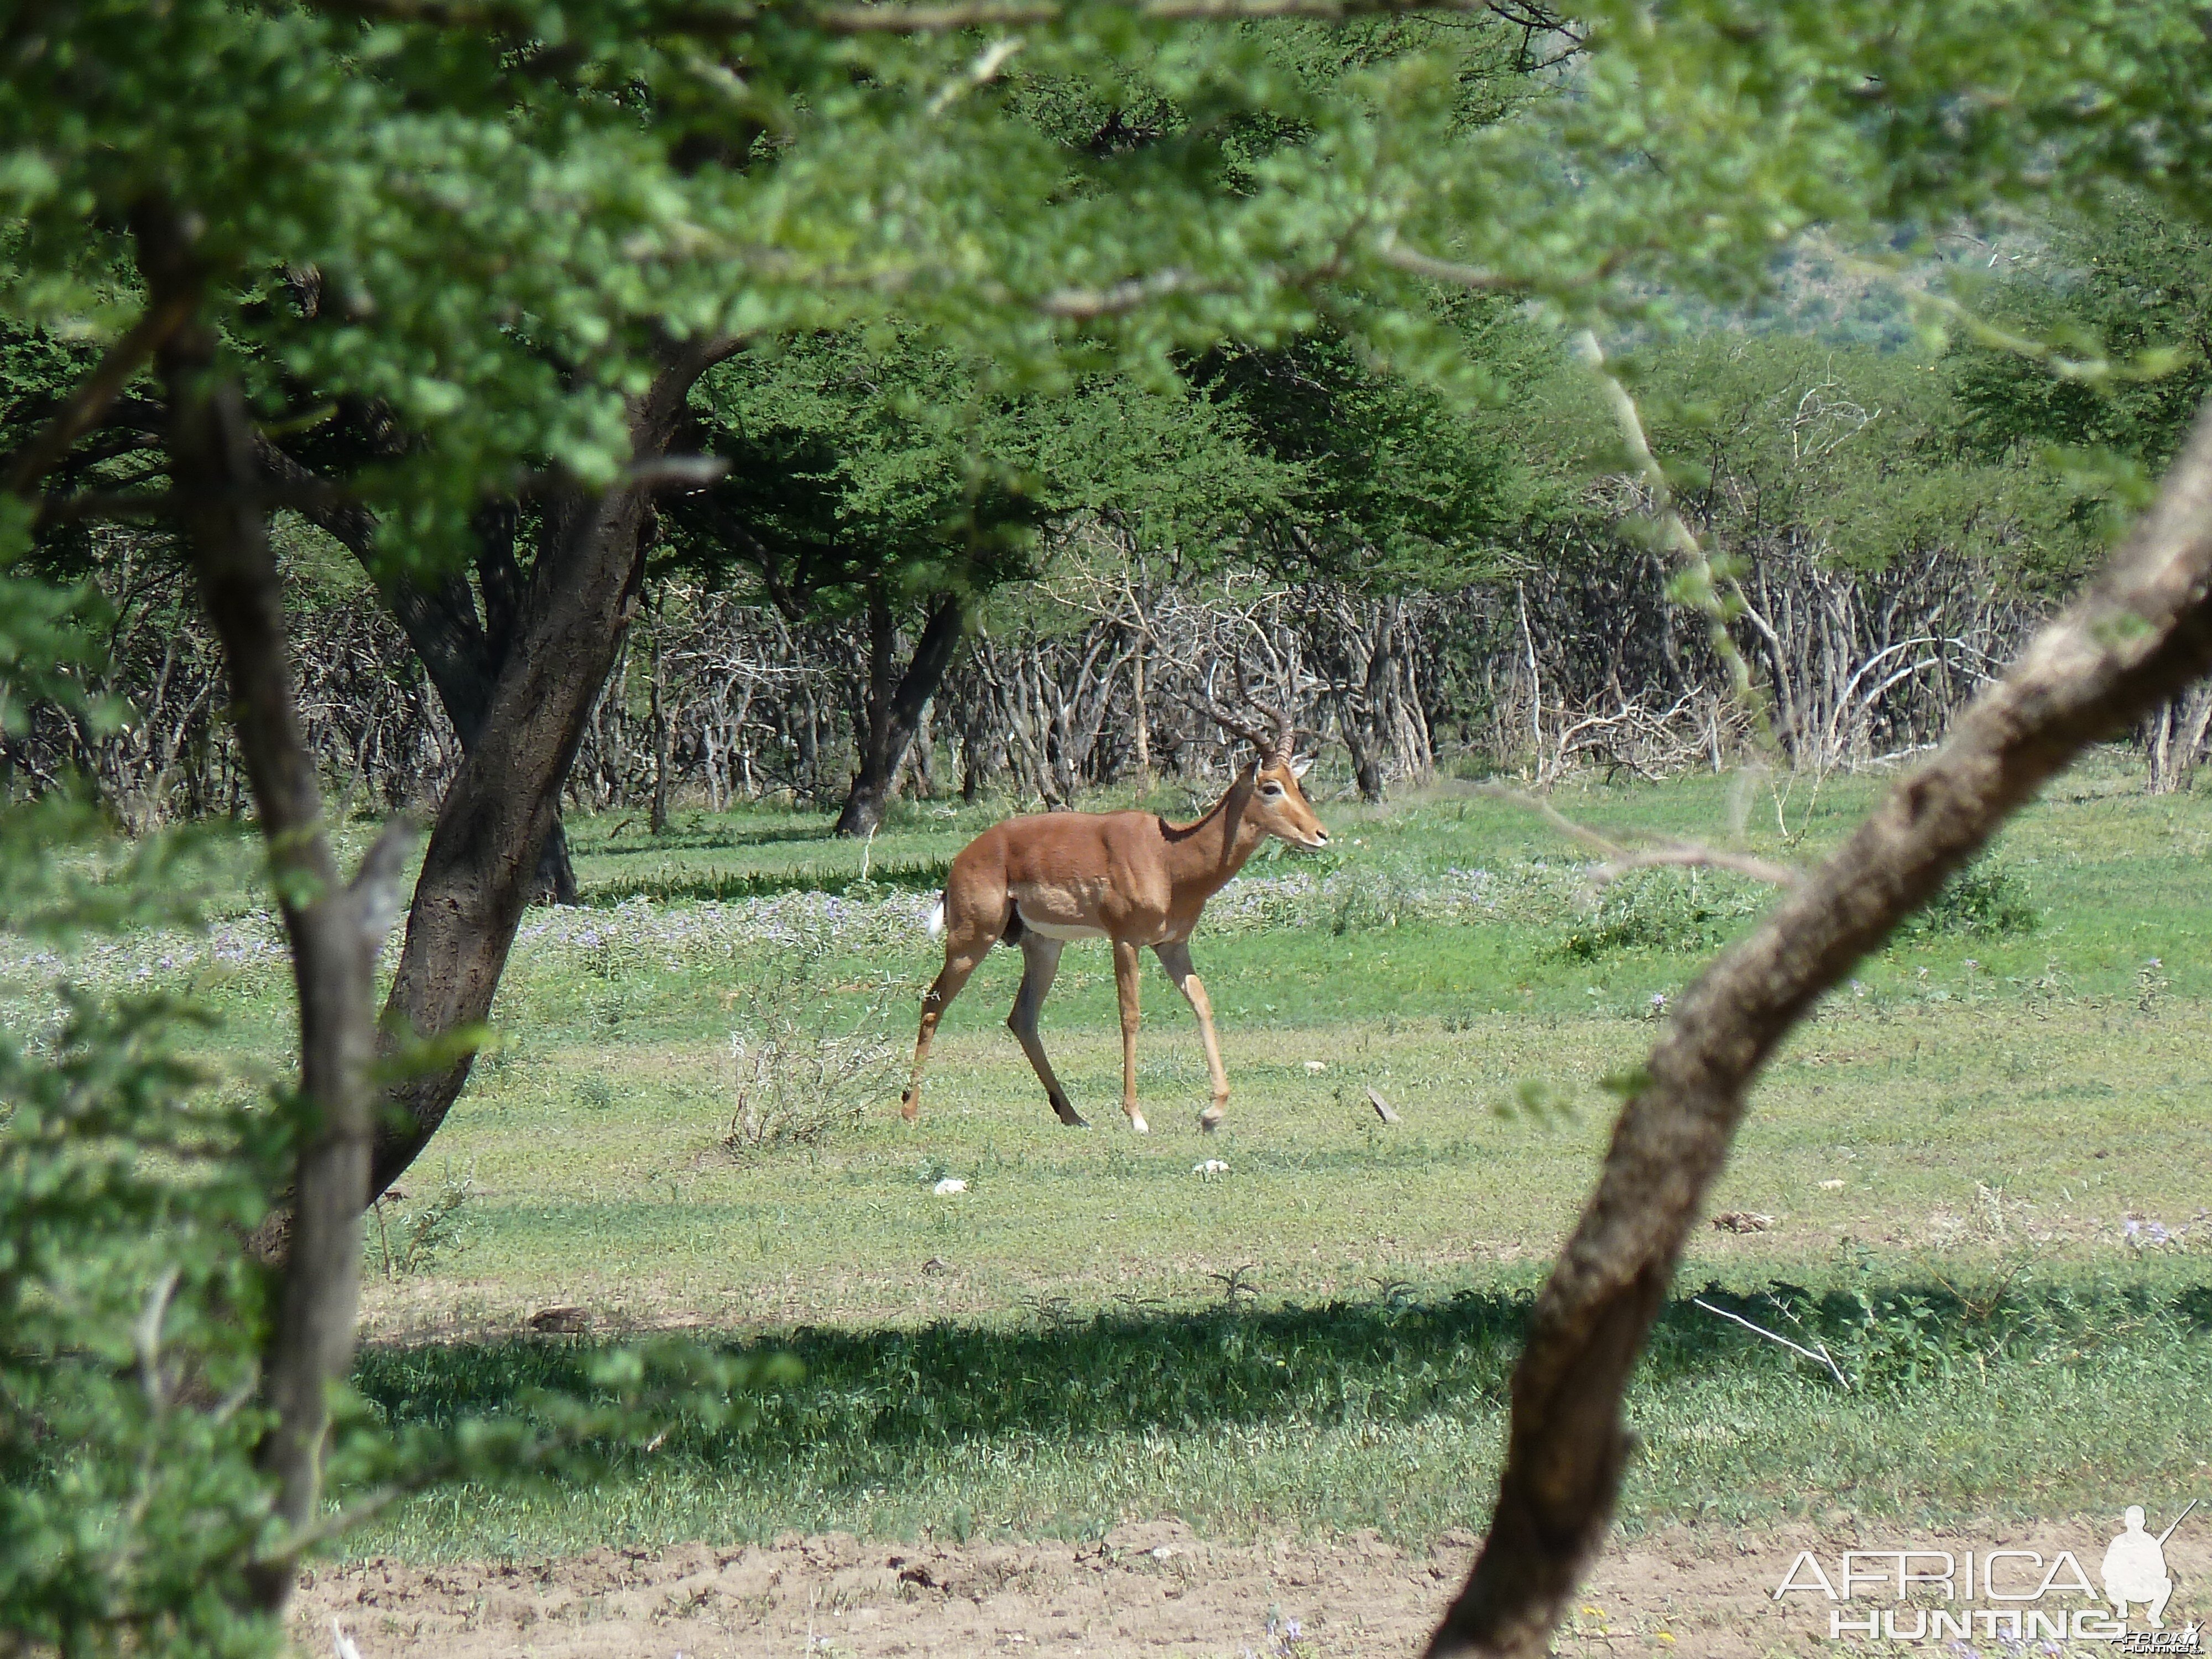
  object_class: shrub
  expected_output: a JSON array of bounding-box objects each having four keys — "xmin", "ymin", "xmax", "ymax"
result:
[
  {"xmin": 1557, "ymin": 869, "xmax": 1767, "ymax": 961},
  {"xmin": 1899, "ymin": 858, "xmax": 2039, "ymax": 940},
  {"xmin": 372, "ymin": 1167, "xmax": 478, "ymax": 1278},
  {"xmin": 724, "ymin": 938, "xmax": 904, "ymax": 1154}
]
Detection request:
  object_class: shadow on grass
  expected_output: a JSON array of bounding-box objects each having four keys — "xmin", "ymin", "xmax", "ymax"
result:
[
  {"xmin": 571, "ymin": 817, "xmax": 845, "ymax": 858},
  {"xmin": 578, "ymin": 858, "xmax": 951, "ymax": 907},
  {"xmin": 353, "ymin": 1279, "xmax": 2212, "ymax": 1476}
]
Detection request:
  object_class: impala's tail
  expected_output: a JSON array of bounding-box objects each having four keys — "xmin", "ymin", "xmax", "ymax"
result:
[{"xmin": 925, "ymin": 891, "xmax": 946, "ymax": 940}]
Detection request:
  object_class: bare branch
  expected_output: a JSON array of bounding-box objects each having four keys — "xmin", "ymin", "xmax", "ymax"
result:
[
  {"xmin": 348, "ymin": 818, "xmax": 420, "ymax": 957},
  {"xmin": 1474, "ymin": 782, "xmax": 1799, "ymax": 888},
  {"xmin": 1426, "ymin": 394, "xmax": 2212, "ymax": 1657},
  {"xmin": 1036, "ymin": 270, "xmax": 1194, "ymax": 319},
  {"xmin": 1690, "ymin": 1297, "xmax": 1849, "ymax": 1391},
  {"xmin": 41, "ymin": 453, "xmax": 731, "ymax": 528},
  {"xmin": 1575, "ymin": 330, "xmax": 1777, "ymax": 755},
  {"xmin": 1595, "ymin": 846, "xmax": 1800, "ymax": 888},
  {"xmin": 1374, "ymin": 242, "xmax": 1525, "ymax": 293}
]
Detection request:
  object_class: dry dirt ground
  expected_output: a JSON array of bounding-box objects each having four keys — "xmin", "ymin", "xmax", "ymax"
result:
[{"xmin": 296, "ymin": 1517, "xmax": 2210, "ymax": 1658}]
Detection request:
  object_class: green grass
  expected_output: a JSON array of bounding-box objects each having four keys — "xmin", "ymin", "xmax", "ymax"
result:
[
  {"xmin": 348, "ymin": 1274, "xmax": 2212, "ymax": 1558},
  {"xmin": 11, "ymin": 753, "xmax": 2212, "ymax": 1560}
]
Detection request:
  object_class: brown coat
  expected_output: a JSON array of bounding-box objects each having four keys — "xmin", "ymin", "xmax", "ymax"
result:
[{"xmin": 901, "ymin": 757, "xmax": 1328, "ymax": 1133}]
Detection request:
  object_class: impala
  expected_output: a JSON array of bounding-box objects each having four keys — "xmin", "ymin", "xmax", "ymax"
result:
[{"xmin": 900, "ymin": 700, "xmax": 1329, "ymax": 1134}]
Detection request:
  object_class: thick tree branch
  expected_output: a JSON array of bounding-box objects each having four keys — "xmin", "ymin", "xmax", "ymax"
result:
[
  {"xmin": 1426, "ymin": 394, "xmax": 2212, "ymax": 1657},
  {"xmin": 370, "ymin": 332, "xmax": 738, "ymax": 1198},
  {"xmin": 833, "ymin": 587, "xmax": 968, "ymax": 836}
]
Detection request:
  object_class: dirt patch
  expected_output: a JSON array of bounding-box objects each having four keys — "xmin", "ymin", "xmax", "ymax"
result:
[{"xmin": 296, "ymin": 1517, "xmax": 2210, "ymax": 1657}]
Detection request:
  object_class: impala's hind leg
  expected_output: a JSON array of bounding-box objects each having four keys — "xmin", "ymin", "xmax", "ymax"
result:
[
  {"xmin": 1155, "ymin": 939, "xmax": 1230, "ymax": 1131},
  {"xmin": 1007, "ymin": 935, "xmax": 1086, "ymax": 1126},
  {"xmin": 901, "ymin": 933, "xmax": 989, "ymax": 1123}
]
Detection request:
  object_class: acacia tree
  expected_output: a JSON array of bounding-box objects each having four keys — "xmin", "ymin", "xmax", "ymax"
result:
[
  {"xmin": 12, "ymin": 1, "xmax": 2212, "ymax": 1655},
  {"xmin": 3, "ymin": 14, "xmax": 1566, "ymax": 1639},
  {"xmin": 667, "ymin": 330, "xmax": 1306, "ymax": 831}
]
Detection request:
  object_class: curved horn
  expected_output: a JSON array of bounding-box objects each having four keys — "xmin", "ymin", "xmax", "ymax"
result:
[
  {"xmin": 1178, "ymin": 681, "xmax": 1295, "ymax": 769},
  {"xmin": 1176, "ymin": 686, "xmax": 1272, "ymax": 759}
]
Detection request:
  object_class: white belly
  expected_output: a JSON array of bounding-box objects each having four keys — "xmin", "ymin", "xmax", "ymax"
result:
[{"xmin": 1016, "ymin": 904, "xmax": 1107, "ymax": 942}]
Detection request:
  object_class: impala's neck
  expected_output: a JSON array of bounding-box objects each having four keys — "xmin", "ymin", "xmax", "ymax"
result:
[{"xmin": 1161, "ymin": 777, "xmax": 1269, "ymax": 901}]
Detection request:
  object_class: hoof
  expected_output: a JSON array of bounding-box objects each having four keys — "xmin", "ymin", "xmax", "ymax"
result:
[
  {"xmin": 1198, "ymin": 1107, "xmax": 1224, "ymax": 1133},
  {"xmin": 900, "ymin": 1097, "xmax": 919, "ymax": 1123},
  {"xmin": 1128, "ymin": 1113, "xmax": 1149, "ymax": 1135}
]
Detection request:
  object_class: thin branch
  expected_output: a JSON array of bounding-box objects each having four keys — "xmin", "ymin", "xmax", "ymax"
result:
[
  {"xmin": 1036, "ymin": 269, "xmax": 1195, "ymax": 319},
  {"xmin": 1691, "ymin": 1297, "xmax": 1849, "ymax": 1390},
  {"xmin": 1598, "ymin": 846, "xmax": 1801, "ymax": 887},
  {"xmin": 1823, "ymin": 244, "xmax": 2163, "ymax": 386},
  {"xmin": 1374, "ymin": 242, "xmax": 1527, "ymax": 294},
  {"xmin": 3, "ymin": 296, "xmax": 197, "ymax": 499},
  {"xmin": 1475, "ymin": 782, "xmax": 1799, "ymax": 888},
  {"xmin": 41, "ymin": 455, "xmax": 732, "ymax": 527},
  {"xmin": 1575, "ymin": 330, "xmax": 1778, "ymax": 759}
]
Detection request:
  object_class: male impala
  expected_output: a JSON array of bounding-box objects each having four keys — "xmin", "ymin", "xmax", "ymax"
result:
[{"xmin": 900, "ymin": 700, "xmax": 1328, "ymax": 1134}]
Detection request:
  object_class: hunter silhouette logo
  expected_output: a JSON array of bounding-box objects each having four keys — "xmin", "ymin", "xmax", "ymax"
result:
[{"xmin": 2105, "ymin": 1501, "xmax": 2194, "ymax": 1629}]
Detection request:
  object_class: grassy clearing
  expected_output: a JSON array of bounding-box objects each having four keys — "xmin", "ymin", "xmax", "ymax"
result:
[{"xmin": 8, "ymin": 754, "xmax": 2212, "ymax": 1561}]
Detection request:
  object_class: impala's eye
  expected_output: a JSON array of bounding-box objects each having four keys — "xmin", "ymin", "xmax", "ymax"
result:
[{"xmin": 1260, "ymin": 781, "xmax": 1283, "ymax": 797}]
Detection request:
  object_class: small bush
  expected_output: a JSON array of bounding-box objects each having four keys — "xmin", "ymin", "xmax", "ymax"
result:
[
  {"xmin": 375, "ymin": 1166, "xmax": 477, "ymax": 1277},
  {"xmin": 724, "ymin": 939, "xmax": 902, "ymax": 1154},
  {"xmin": 1323, "ymin": 864, "xmax": 1427, "ymax": 935},
  {"xmin": 1900, "ymin": 858, "xmax": 2039, "ymax": 940},
  {"xmin": 1557, "ymin": 869, "xmax": 1766, "ymax": 961}
]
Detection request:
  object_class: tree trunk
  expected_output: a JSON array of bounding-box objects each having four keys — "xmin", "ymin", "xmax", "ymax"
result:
[
  {"xmin": 1425, "ymin": 396, "xmax": 2212, "ymax": 1657},
  {"xmin": 833, "ymin": 588, "xmax": 967, "ymax": 837},
  {"xmin": 531, "ymin": 816, "xmax": 581, "ymax": 905},
  {"xmin": 649, "ymin": 590, "xmax": 674, "ymax": 833},
  {"xmin": 265, "ymin": 449, "xmax": 583, "ymax": 901},
  {"xmin": 141, "ymin": 212, "xmax": 408, "ymax": 1616},
  {"xmin": 368, "ymin": 338, "xmax": 733, "ymax": 1201}
]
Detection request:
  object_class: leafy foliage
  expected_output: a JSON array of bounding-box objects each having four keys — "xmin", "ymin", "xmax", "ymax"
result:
[
  {"xmin": 1557, "ymin": 868, "xmax": 1768, "ymax": 961},
  {"xmin": 0, "ymin": 992, "xmax": 282, "ymax": 1659},
  {"xmin": 1898, "ymin": 857, "xmax": 2039, "ymax": 941}
]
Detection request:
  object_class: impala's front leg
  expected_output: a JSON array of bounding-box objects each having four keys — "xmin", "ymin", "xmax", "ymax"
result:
[
  {"xmin": 1111, "ymin": 937, "xmax": 1148, "ymax": 1134},
  {"xmin": 1154, "ymin": 939, "xmax": 1229, "ymax": 1131}
]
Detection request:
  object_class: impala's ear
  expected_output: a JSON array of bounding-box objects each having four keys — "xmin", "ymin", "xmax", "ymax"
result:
[{"xmin": 1290, "ymin": 757, "xmax": 1312, "ymax": 780}]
